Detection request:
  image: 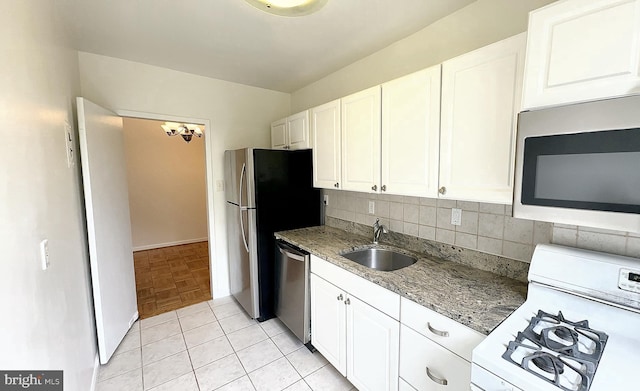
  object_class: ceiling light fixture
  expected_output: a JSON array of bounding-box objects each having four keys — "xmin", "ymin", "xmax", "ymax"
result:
[
  {"xmin": 160, "ymin": 122, "xmax": 204, "ymax": 143},
  {"xmin": 244, "ymin": 0, "xmax": 328, "ymax": 17}
]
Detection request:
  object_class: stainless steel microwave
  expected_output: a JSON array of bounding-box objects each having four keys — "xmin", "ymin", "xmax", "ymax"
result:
[{"xmin": 513, "ymin": 95, "xmax": 640, "ymax": 233}]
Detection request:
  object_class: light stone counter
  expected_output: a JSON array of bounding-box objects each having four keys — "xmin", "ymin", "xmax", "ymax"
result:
[{"xmin": 275, "ymin": 225, "xmax": 527, "ymax": 335}]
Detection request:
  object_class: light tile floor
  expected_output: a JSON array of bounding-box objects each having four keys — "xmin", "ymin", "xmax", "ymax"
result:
[{"xmin": 96, "ymin": 297, "xmax": 357, "ymax": 391}]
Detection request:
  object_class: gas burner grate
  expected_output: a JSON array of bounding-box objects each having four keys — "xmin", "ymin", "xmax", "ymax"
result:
[
  {"xmin": 525, "ymin": 310, "xmax": 608, "ymax": 362},
  {"xmin": 501, "ymin": 311, "xmax": 608, "ymax": 391}
]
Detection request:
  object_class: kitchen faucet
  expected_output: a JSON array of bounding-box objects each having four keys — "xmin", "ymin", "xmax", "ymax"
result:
[{"xmin": 373, "ymin": 218, "xmax": 388, "ymax": 244}]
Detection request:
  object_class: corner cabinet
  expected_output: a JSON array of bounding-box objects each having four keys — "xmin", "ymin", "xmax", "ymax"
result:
[
  {"xmin": 310, "ymin": 99, "xmax": 342, "ymax": 189},
  {"xmin": 439, "ymin": 33, "xmax": 526, "ymax": 204},
  {"xmin": 310, "ymin": 255, "xmax": 400, "ymax": 391},
  {"xmin": 271, "ymin": 110, "xmax": 310, "ymax": 150},
  {"xmin": 341, "ymin": 86, "xmax": 382, "ymax": 193},
  {"xmin": 522, "ymin": 0, "xmax": 640, "ymax": 109}
]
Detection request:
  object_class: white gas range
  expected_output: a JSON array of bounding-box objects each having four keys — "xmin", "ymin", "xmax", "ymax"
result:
[{"xmin": 471, "ymin": 244, "xmax": 640, "ymax": 391}]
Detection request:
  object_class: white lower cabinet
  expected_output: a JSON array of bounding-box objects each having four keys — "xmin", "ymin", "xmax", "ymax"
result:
[
  {"xmin": 310, "ymin": 273, "xmax": 347, "ymax": 374},
  {"xmin": 399, "ymin": 378, "xmax": 418, "ymax": 391},
  {"xmin": 310, "ymin": 255, "xmax": 484, "ymax": 391},
  {"xmin": 310, "ymin": 255, "xmax": 400, "ymax": 391},
  {"xmin": 347, "ymin": 295, "xmax": 400, "ymax": 391},
  {"xmin": 400, "ymin": 325, "xmax": 471, "ymax": 391}
]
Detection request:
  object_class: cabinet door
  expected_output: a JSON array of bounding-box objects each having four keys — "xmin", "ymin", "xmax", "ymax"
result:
[
  {"xmin": 347, "ymin": 295, "xmax": 399, "ymax": 391},
  {"xmin": 341, "ymin": 86, "xmax": 381, "ymax": 193},
  {"xmin": 287, "ymin": 110, "xmax": 310, "ymax": 150},
  {"xmin": 311, "ymin": 100, "xmax": 341, "ymax": 189},
  {"xmin": 523, "ymin": 0, "xmax": 640, "ymax": 109},
  {"xmin": 271, "ymin": 118, "xmax": 288, "ymax": 149},
  {"xmin": 310, "ymin": 273, "xmax": 347, "ymax": 375},
  {"xmin": 440, "ymin": 33, "xmax": 526, "ymax": 204},
  {"xmin": 400, "ymin": 326, "xmax": 471, "ymax": 391},
  {"xmin": 382, "ymin": 66, "xmax": 441, "ymax": 197}
]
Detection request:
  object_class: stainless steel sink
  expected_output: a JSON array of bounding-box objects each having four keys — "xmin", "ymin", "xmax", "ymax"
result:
[{"xmin": 341, "ymin": 248, "xmax": 417, "ymax": 271}]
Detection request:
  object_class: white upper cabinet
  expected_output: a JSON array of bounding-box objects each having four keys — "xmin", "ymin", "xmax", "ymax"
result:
[
  {"xmin": 310, "ymin": 99, "xmax": 341, "ymax": 189},
  {"xmin": 439, "ymin": 33, "xmax": 526, "ymax": 204},
  {"xmin": 287, "ymin": 111, "xmax": 309, "ymax": 149},
  {"xmin": 341, "ymin": 86, "xmax": 382, "ymax": 193},
  {"xmin": 270, "ymin": 110, "xmax": 310, "ymax": 150},
  {"xmin": 270, "ymin": 118, "xmax": 288, "ymax": 149},
  {"xmin": 523, "ymin": 0, "xmax": 640, "ymax": 109},
  {"xmin": 382, "ymin": 66, "xmax": 441, "ymax": 198}
]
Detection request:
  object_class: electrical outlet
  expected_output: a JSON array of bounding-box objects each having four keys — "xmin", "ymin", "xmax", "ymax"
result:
[
  {"xmin": 64, "ymin": 120, "xmax": 74, "ymax": 168},
  {"xmin": 368, "ymin": 201, "xmax": 375, "ymax": 214},
  {"xmin": 451, "ymin": 208, "xmax": 462, "ymax": 226},
  {"xmin": 323, "ymin": 195, "xmax": 329, "ymax": 205},
  {"xmin": 216, "ymin": 180, "xmax": 225, "ymax": 192},
  {"xmin": 40, "ymin": 239, "xmax": 50, "ymax": 270}
]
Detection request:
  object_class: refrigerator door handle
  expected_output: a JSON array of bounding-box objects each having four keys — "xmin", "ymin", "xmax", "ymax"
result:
[{"xmin": 239, "ymin": 163, "xmax": 250, "ymax": 252}]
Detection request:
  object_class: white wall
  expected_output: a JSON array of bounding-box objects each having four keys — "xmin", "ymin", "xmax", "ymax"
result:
[
  {"xmin": 291, "ymin": 0, "xmax": 556, "ymax": 112},
  {"xmin": 78, "ymin": 52, "xmax": 291, "ymax": 296},
  {"xmin": 0, "ymin": 1, "xmax": 98, "ymax": 389},
  {"xmin": 122, "ymin": 118, "xmax": 208, "ymax": 250}
]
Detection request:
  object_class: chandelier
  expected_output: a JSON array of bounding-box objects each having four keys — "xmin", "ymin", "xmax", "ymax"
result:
[{"xmin": 160, "ymin": 122, "xmax": 203, "ymax": 143}]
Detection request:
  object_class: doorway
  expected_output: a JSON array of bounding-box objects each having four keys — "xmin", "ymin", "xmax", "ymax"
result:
[{"xmin": 121, "ymin": 117, "xmax": 210, "ymax": 318}]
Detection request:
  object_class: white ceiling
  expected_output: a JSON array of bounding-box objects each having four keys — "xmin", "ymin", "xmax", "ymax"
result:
[{"xmin": 56, "ymin": 0, "xmax": 476, "ymax": 92}]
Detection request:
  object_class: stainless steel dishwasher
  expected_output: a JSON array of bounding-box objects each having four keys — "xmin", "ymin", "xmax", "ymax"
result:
[{"xmin": 275, "ymin": 240, "xmax": 311, "ymax": 345}]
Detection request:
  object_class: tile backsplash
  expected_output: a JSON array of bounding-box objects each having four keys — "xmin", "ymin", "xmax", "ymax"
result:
[
  {"xmin": 322, "ymin": 190, "xmax": 640, "ymax": 262},
  {"xmin": 552, "ymin": 224, "xmax": 640, "ymax": 258},
  {"xmin": 323, "ymin": 189, "xmax": 552, "ymax": 263}
]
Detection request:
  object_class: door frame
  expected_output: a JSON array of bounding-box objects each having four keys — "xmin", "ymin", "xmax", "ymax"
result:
[{"xmin": 116, "ymin": 109, "xmax": 220, "ymax": 298}]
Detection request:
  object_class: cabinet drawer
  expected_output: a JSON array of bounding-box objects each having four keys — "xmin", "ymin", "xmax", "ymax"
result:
[
  {"xmin": 311, "ymin": 255, "xmax": 400, "ymax": 320},
  {"xmin": 400, "ymin": 325, "xmax": 471, "ymax": 391},
  {"xmin": 400, "ymin": 297, "xmax": 484, "ymax": 361}
]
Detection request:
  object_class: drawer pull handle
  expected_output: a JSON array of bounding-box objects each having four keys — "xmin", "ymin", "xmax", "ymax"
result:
[
  {"xmin": 427, "ymin": 322, "xmax": 449, "ymax": 337},
  {"xmin": 426, "ymin": 367, "xmax": 448, "ymax": 386}
]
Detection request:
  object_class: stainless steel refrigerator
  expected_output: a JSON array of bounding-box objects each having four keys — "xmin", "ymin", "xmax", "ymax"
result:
[{"xmin": 224, "ymin": 148, "xmax": 321, "ymax": 321}]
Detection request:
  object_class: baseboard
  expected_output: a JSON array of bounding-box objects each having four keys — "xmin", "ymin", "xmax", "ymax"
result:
[
  {"xmin": 89, "ymin": 353, "xmax": 99, "ymax": 391},
  {"xmin": 132, "ymin": 237, "xmax": 208, "ymax": 252},
  {"xmin": 129, "ymin": 311, "xmax": 139, "ymax": 329}
]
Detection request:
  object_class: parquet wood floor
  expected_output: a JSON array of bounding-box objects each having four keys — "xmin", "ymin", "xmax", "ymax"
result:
[{"xmin": 133, "ymin": 241, "xmax": 211, "ymax": 319}]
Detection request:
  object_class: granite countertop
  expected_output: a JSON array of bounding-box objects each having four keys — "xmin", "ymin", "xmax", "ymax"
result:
[{"xmin": 275, "ymin": 225, "xmax": 527, "ymax": 335}]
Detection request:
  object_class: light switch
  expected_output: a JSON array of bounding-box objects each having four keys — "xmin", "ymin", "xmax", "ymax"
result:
[
  {"xmin": 323, "ymin": 195, "xmax": 329, "ymax": 205},
  {"xmin": 216, "ymin": 180, "xmax": 225, "ymax": 192},
  {"xmin": 40, "ymin": 239, "xmax": 50, "ymax": 270},
  {"xmin": 368, "ymin": 201, "xmax": 375, "ymax": 214},
  {"xmin": 451, "ymin": 208, "xmax": 462, "ymax": 226}
]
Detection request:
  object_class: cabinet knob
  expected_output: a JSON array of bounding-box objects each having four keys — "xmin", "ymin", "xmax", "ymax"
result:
[
  {"xmin": 334, "ymin": 182, "xmax": 339, "ymax": 188},
  {"xmin": 381, "ymin": 185, "xmax": 386, "ymax": 192},
  {"xmin": 426, "ymin": 367, "xmax": 448, "ymax": 386},
  {"xmin": 337, "ymin": 294, "xmax": 343, "ymax": 301},
  {"xmin": 427, "ymin": 322, "xmax": 450, "ymax": 337},
  {"xmin": 344, "ymin": 298, "xmax": 351, "ymax": 305},
  {"xmin": 371, "ymin": 185, "xmax": 377, "ymax": 191},
  {"xmin": 438, "ymin": 186, "xmax": 446, "ymax": 195}
]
